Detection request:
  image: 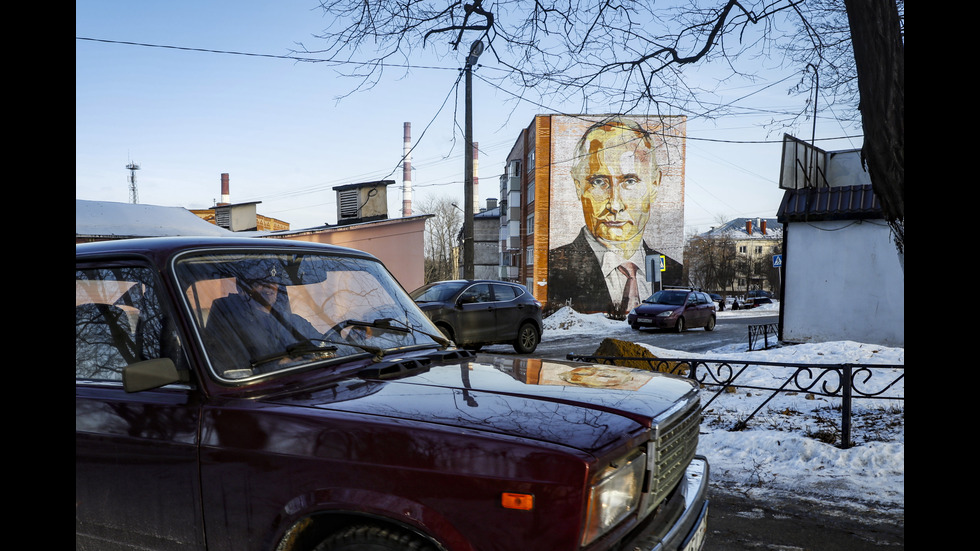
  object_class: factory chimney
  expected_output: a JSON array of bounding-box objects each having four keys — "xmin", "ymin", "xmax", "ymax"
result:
[
  {"xmin": 219, "ymin": 173, "xmax": 231, "ymax": 206},
  {"xmin": 402, "ymin": 122, "xmax": 413, "ymax": 217}
]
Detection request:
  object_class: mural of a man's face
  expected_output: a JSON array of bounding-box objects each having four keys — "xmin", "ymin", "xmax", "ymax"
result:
[{"xmin": 572, "ymin": 120, "xmax": 662, "ymax": 244}]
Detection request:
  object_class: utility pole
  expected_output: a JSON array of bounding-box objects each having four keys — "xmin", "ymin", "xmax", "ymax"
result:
[{"xmin": 462, "ymin": 40, "xmax": 483, "ymax": 280}]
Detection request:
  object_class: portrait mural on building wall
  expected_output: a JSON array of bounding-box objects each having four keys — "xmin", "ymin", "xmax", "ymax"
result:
[{"xmin": 547, "ymin": 115, "xmax": 685, "ymax": 317}]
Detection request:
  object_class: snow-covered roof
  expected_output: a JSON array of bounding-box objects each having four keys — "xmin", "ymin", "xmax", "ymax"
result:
[
  {"xmin": 76, "ymin": 199, "xmax": 234, "ymax": 239},
  {"xmin": 699, "ymin": 217, "xmax": 782, "ymax": 239}
]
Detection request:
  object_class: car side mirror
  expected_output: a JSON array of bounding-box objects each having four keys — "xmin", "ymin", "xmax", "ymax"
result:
[{"xmin": 123, "ymin": 358, "xmax": 181, "ymax": 393}]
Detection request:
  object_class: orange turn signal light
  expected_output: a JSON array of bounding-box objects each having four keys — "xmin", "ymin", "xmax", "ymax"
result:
[{"xmin": 501, "ymin": 492, "xmax": 534, "ymax": 511}]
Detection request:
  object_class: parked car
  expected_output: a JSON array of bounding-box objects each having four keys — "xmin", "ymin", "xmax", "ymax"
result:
[
  {"xmin": 627, "ymin": 289, "xmax": 717, "ymax": 332},
  {"xmin": 76, "ymin": 236, "xmax": 710, "ymax": 551},
  {"xmin": 743, "ymin": 290, "xmax": 774, "ymax": 309},
  {"xmin": 410, "ymin": 279, "xmax": 542, "ymax": 353}
]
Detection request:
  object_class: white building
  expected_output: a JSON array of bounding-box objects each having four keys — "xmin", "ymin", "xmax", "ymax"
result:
[{"xmin": 776, "ymin": 136, "xmax": 904, "ymax": 346}]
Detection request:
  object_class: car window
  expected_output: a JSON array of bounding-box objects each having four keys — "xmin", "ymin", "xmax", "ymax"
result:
[
  {"xmin": 492, "ymin": 284, "xmax": 519, "ymax": 301},
  {"xmin": 76, "ymin": 265, "xmax": 186, "ymax": 382},
  {"xmin": 411, "ymin": 282, "xmax": 467, "ymax": 302},
  {"xmin": 648, "ymin": 290, "xmax": 687, "ymax": 306},
  {"xmin": 459, "ymin": 283, "xmax": 492, "ymax": 304}
]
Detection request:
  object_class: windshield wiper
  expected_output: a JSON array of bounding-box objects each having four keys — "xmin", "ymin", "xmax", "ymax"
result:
[
  {"xmin": 343, "ymin": 318, "xmax": 453, "ymax": 348},
  {"xmin": 249, "ymin": 339, "xmax": 349, "ymax": 368}
]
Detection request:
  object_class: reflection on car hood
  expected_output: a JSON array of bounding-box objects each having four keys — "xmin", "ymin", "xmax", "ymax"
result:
[{"xmin": 266, "ymin": 354, "xmax": 699, "ymax": 453}]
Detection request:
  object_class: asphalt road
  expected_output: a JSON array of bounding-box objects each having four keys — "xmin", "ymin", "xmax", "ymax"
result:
[
  {"xmin": 481, "ymin": 313, "xmax": 905, "ymax": 550},
  {"xmin": 704, "ymin": 487, "xmax": 904, "ymax": 550},
  {"xmin": 481, "ymin": 312, "xmax": 780, "ymax": 359}
]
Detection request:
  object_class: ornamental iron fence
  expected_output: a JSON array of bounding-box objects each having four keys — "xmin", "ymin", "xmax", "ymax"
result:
[
  {"xmin": 748, "ymin": 323, "xmax": 779, "ymax": 350},
  {"xmin": 565, "ymin": 353, "xmax": 904, "ymax": 449}
]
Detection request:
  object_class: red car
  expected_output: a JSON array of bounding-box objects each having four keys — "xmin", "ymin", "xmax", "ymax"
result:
[
  {"xmin": 627, "ymin": 289, "xmax": 718, "ymax": 332},
  {"xmin": 76, "ymin": 237, "xmax": 708, "ymax": 551}
]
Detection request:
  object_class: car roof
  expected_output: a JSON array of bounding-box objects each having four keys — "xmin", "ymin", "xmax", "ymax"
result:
[
  {"xmin": 427, "ymin": 279, "xmax": 524, "ymax": 286},
  {"xmin": 76, "ymin": 236, "xmax": 378, "ymax": 264}
]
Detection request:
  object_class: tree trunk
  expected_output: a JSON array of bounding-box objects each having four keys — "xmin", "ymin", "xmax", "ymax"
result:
[{"xmin": 843, "ymin": 0, "xmax": 904, "ymax": 252}]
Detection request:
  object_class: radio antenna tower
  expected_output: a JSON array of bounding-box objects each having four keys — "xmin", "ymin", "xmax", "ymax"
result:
[{"xmin": 126, "ymin": 161, "xmax": 141, "ymax": 203}]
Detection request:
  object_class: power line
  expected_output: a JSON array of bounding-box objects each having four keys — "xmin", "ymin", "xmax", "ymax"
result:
[{"xmin": 75, "ymin": 36, "xmax": 458, "ymax": 71}]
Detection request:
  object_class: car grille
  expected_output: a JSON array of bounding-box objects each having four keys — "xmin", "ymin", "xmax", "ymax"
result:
[{"xmin": 642, "ymin": 400, "xmax": 702, "ymax": 516}]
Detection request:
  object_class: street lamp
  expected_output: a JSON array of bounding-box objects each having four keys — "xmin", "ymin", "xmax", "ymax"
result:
[{"xmin": 463, "ymin": 40, "xmax": 483, "ymax": 280}]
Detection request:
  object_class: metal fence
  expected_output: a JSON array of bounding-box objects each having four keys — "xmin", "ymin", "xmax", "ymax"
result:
[
  {"xmin": 565, "ymin": 353, "xmax": 904, "ymax": 449},
  {"xmin": 748, "ymin": 323, "xmax": 779, "ymax": 350}
]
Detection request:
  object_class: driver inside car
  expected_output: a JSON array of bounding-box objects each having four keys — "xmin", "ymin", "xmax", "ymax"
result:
[{"xmin": 204, "ymin": 276, "xmax": 332, "ymax": 375}]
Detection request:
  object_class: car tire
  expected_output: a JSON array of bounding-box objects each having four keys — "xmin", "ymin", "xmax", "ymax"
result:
[
  {"xmin": 675, "ymin": 317, "xmax": 685, "ymax": 333},
  {"xmin": 315, "ymin": 524, "xmax": 437, "ymax": 551},
  {"xmin": 705, "ymin": 316, "xmax": 716, "ymax": 331},
  {"xmin": 437, "ymin": 324, "xmax": 455, "ymax": 344},
  {"xmin": 630, "ymin": 321, "xmax": 640, "ymax": 331},
  {"xmin": 513, "ymin": 322, "xmax": 540, "ymax": 354}
]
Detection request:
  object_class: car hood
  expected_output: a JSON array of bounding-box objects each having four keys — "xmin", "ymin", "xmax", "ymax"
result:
[
  {"xmin": 634, "ymin": 302, "xmax": 680, "ymax": 315},
  {"xmin": 265, "ymin": 354, "xmax": 699, "ymax": 454}
]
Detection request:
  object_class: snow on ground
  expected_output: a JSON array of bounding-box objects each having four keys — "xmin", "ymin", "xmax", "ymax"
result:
[{"xmin": 542, "ymin": 304, "xmax": 905, "ymax": 517}]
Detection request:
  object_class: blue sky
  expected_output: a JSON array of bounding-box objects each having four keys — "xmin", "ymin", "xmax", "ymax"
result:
[{"xmin": 76, "ymin": 1, "xmax": 864, "ymax": 234}]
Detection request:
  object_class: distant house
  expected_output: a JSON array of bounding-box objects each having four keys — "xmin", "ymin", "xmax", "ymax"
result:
[
  {"xmin": 457, "ymin": 198, "xmax": 503, "ymax": 280},
  {"xmin": 775, "ymin": 136, "xmax": 904, "ymax": 346},
  {"xmin": 697, "ymin": 217, "xmax": 783, "ymax": 294}
]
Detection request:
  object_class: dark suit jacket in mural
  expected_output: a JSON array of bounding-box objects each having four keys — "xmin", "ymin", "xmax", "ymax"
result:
[{"xmin": 548, "ymin": 227, "xmax": 681, "ymax": 316}]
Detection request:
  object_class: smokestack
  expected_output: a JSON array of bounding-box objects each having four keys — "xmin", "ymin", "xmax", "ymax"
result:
[
  {"xmin": 219, "ymin": 173, "xmax": 231, "ymax": 205},
  {"xmin": 472, "ymin": 142, "xmax": 479, "ymax": 214},
  {"xmin": 761, "ymin": 220, "xmax": 767, "ymax": 235},
  {"xmin": 746, "ymin": 219, "xmax": 753, "ymax": 235},
  {"xmin": 402, "ymin": 122, "xmax": 413, "ymax": 217}
]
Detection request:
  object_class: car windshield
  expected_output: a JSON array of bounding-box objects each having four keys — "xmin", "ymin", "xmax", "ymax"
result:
[
  {"xmin": 410, "ymin": 281, "xmax": 469, "ymax": 302},
  {"xmin": 643, "ymin": 290, "xmax": 688, "ymax": 306},
  {"xmin": 175, "ymin": 251, "xmax": 447, "ymax": 382}
]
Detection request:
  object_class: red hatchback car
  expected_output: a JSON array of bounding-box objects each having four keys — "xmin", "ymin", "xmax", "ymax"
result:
[
  {"xmin": 626, "ymin": 289, "xmax": 718, "ymax": 332},
  {"xmin": 76, "ymin": 237, "xmax": 709, "ymax": 551}
]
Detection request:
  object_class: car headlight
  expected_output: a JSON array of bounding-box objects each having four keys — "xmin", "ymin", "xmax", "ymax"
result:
[
  {"xmin": 656, "ymin": 310, "xmax": 676, "ymax": 317},
  {"xmin": 582, "ymin": 450, "xmax": 646, "ymax": 546}
]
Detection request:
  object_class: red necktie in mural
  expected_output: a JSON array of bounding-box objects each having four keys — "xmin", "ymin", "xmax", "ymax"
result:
[{"xmin": 618, "ymin": 261, "xmax": 640, "ymax": 313}]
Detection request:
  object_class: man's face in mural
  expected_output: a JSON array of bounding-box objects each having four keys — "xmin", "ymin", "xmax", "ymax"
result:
[{"xmin": 572, "ymin": 121, "xmax": 662, "ymax": 244}]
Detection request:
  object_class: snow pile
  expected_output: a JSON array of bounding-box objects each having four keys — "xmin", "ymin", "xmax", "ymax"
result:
[{"xmin": 542, "ymin": 306, "xmax": 624, "ymax": 335}]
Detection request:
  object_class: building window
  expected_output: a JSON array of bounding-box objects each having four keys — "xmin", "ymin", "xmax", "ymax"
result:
[
  {"xmin": 526, "ymin": 246, "xmax": 534, "ymax": 266},
  {"xmin": 755, "ymin": 246, "xmax": 763, "ymax": 254},
  {"xmin": 526, "ymin": 213, "xmax": 534, "ymax": 234},
  {"xmin": 526, "ymin": 179, "xmax": 535, "ymax": 204},
  {"xmin": 739, "ymin": 245, "xmax": 747, "ymax": 254}
]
